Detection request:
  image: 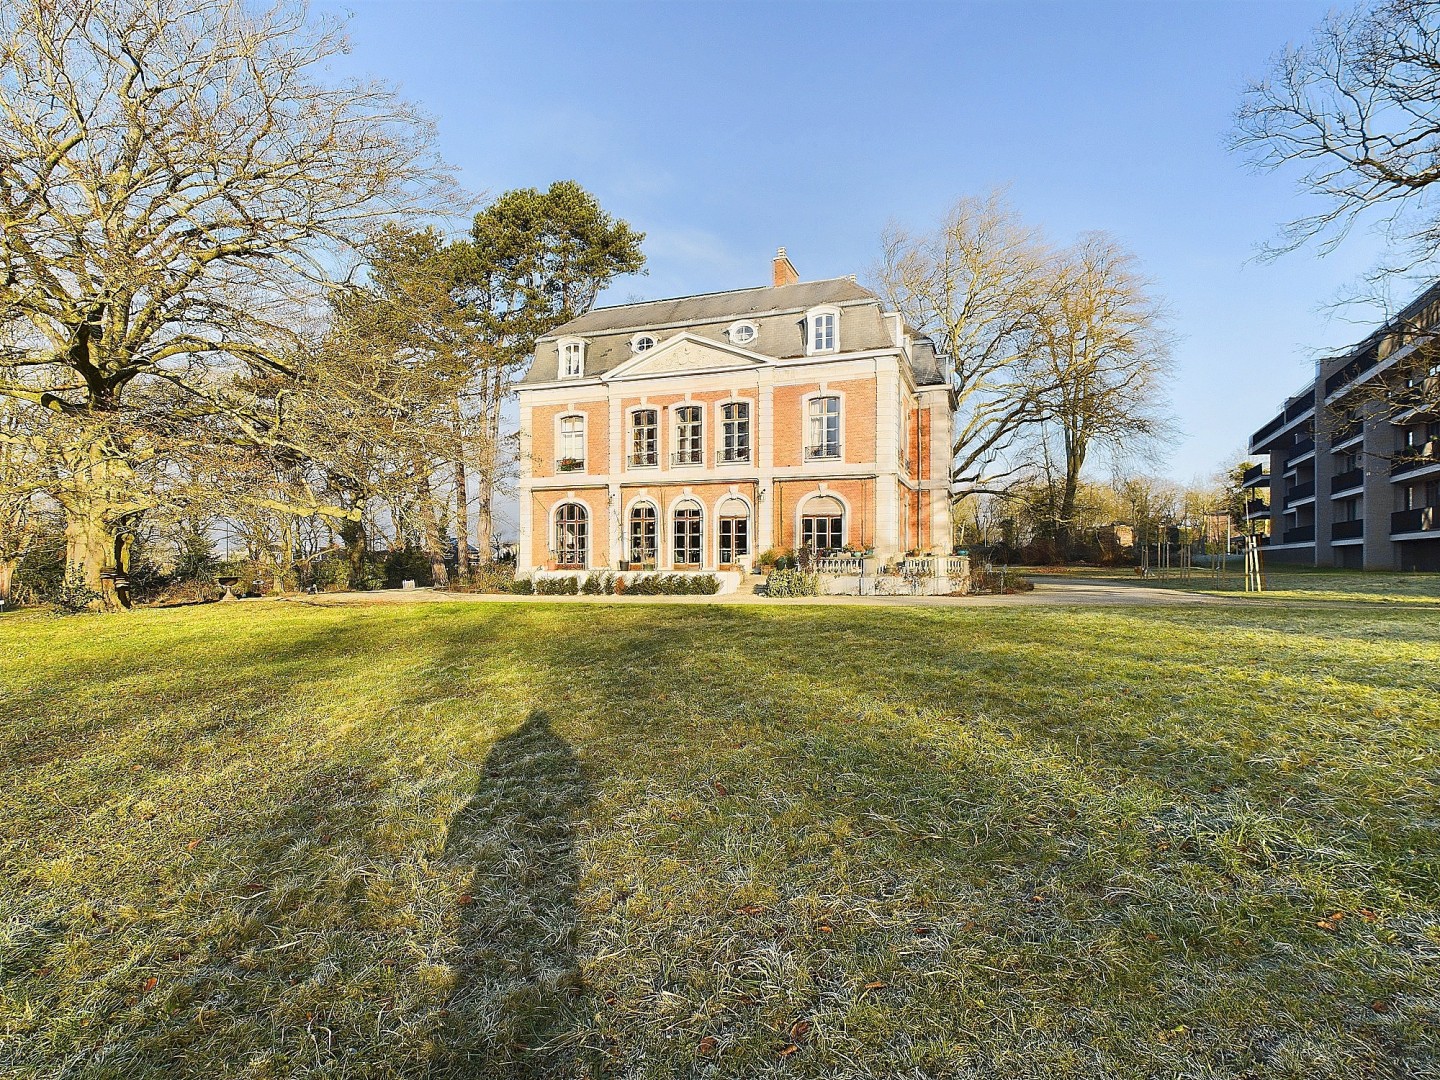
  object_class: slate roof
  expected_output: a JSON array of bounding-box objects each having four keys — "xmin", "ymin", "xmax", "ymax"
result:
[{"xmin": 518, "ymin": 277, "xmax": 948, "ymax": 387}]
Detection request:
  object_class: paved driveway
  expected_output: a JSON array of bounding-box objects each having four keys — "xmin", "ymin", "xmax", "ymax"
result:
[{"xmin": 272, "ymin": 579, "xmax": 1224, "ymax": 609}]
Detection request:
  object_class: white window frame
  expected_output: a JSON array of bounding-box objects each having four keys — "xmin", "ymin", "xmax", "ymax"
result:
[
  {"xmin": 805, "ymin": 306, "xmax": 840, "ymax": 355},
  {"xmin": 630, "ymin": 333, "xmax": 658, "ymax": 353},
  {"xmin": 716, "ymin": 398, "xmax": 752, "ymax": 465},
  {"xmin": 716, "ymin": 495, "xmax": 752, "ymax": 565},
  {"xmin": 628, "ymin": 406, "xmax": 659, "ymax": 468},
  {"xmin": 558, "ymin": 337, "xmax": 585, "ymax": 378},
  {"xmin": 671, "ymin": 497, "xmax": 704, "ymax": 568},
  {"xmin": 556, "ymin": 413, "xmax": 586, "ymax": 472},
  {"xmin": 672, "ymin": 402, "xmax": 704, "ymax": 467},
  {"xmin": 727, "ymin": 320, "xmax": 758, "ymax": 346},
  {"xmin": 795, "ymin": 491, "xmax": 850, "ymax": 553},
  {"xmin": 803, "ymin": 392, "xmax": 842, "ymax": 461},
  {"xmin": 626, "ymin": 498, "xmax": 660, "ymax": 566},
  {"xmin": 553, "ymin": 501, "xmax": 589, "ymax": 568}
]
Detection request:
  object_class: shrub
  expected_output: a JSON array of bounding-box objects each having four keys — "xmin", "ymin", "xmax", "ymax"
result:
[
  {"xmin": 383, "ymin": 547, "xmax": 432, "ymax": 589},
  {"xmin": 52, "ymin": 568, "xmax": 103, "ymax": 614},
  {"xmin": 534, "ymin": 575, "xmax": 579, "ymax": 595},
  {"xmin": 581, "ymin": 571, "xmax": 614, "ymax": 595},
  {"xmin": 765, "ymin": 569, "xmax": 820, "ymax": 598},
  {"xmin": 310, "ymin": 558, "xmax": 350, "ymax": 592},
  {"xmin": 756, "ymin": 548, "xmax": 783, "ymax": 570},
  {"xmin": 507, "ymin": 577, "xmax": 535, "ymax": 594}
]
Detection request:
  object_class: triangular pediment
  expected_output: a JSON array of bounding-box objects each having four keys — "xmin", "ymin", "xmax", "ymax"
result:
[{"xmin": 602, "ymin": 333, "xmax": 771, "ymax": 380}]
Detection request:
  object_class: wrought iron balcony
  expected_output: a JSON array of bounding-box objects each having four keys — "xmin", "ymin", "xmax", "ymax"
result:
[
  {"xmin": 804, "ymin": 445, "xmax": 842, "ymax": 462},
  {"xmin": 626, "ymin": 450, "xmax": 658, "ymax": 468},
  {"xmin": 715, "ymin": 447, "xmax": 752, "ymax": 465},
  {"xmin": 670, "ymin": 449, "xmax": 704, "ymax": 467},
  {"xmin": 555, "ymin": 457, "xmax": 585, "ymax": 473}
]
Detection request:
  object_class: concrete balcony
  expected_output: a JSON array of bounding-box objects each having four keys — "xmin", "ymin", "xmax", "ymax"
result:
[
  {"xmin": 1241, "ymin": 463, "xmax": 1269, "ymax": 489},
  {"xmin": 1332, "ymin": 519, "xmax": 1364, "ymax": 541},
  {"xmin": 1330, "ymin": 467, "xmax": 1364, "ymax": 494},
  {"xmin": 1392, "ymin": 507, "xmax": 1438, "ymax": 537},
  {"xmin": 1282, "ymin": 524, "xmax": 1316, "ymax": 544},
  {"xmin": 1285, "ymin": 480, "xmax": 1316, "ymax": 504}
]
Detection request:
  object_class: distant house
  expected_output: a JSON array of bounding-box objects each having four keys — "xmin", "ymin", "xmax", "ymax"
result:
[{"xmin": 514, "ymin": 250, "xmax": 956, "ymax": 575}]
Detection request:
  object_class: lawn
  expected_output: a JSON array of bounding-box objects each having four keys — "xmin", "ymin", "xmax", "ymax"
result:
[{"xmin": 1, "ymin": 599, "xmax": 1437, "ymax": 1078}]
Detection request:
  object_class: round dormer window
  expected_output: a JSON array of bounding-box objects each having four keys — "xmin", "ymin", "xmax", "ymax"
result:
[
  {"xmin": 632, "ymin": 334, "xmax": 656, "ymax": 353},
  {"xmin": 729, "ymin": 322, "xmax": 757, "ymax": 345}
]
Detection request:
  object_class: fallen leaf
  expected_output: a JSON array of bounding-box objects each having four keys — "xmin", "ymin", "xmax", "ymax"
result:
[
  {"xmin": 697, "ymin": 1035, "xmax": 718, "ymax": 1055},
  {"xmin": 141, "ymin": 977, "xmax": 157, "ymax": 994},
  {"xmin": 186, "ymin": 838, "xmax": 201, "ymax": 850},
  {"xmin": 735, "ymin": 903, "xmax": 765, "ymax": 916},
  {"xmin": 456, "ymin": 894, "xmax": 474, "ymax": 907},
  {"xmin": 777, "ymin": 1044, "xmax": 798, "ymax": 1058},
  {"xmin": 712, "ymin": 780, "xmax": 729, "ymax": 797},
  {"xmin": 1359, "ymin": 908, "xmax": 1379, "ymax": 922},
  {"xmin": 789, "ymin": 1019, "xmax": 812, "ymax": 1042},
  {"xmin": 1371, "ymin": 999, "xmax": 1390, "ymax": 1013},
  {"xmin": 863, "ymin": 980, "xmax": 887, "ymax": 991}
]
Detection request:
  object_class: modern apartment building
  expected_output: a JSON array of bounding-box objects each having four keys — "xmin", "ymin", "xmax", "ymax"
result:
[
  {"xmin": 513, "ymin": 251, "xmax": 956, "ymax": 577},
  {"xmin": 1248, "ymin": 282, "xmax": 1440, "ymax": 571}
]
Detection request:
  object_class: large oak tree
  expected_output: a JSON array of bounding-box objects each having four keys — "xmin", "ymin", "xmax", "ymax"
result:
[{"xmin": 0, "ymin": 0, "xmax": 451, "ymax": 607}]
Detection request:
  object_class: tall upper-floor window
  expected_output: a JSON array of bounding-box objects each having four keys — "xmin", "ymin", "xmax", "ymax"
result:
[
  {"xmin": 558, "ymin": 415, "xmax": 585, "ymax": 471},
  {"xmin": 806, "ymin": 396, "xmax": 841, "ymax": 460},
  {"xmin": 560, "ymin": 340, "xmax": 584, "ymax": 378},
  {"xmin": 629, "ymin": 408, "xmax": 658, "ymax": 467},
  {"xmin": 808, "ymin": 310, "xmax": 837, "ymax": 354},
  {"xmin": 719, "ymin": 401, "xmax": 751, "ymax": 464},
  {"xmin": 673, "ymin": 405, "xmax": 702, "ymax": 466}
]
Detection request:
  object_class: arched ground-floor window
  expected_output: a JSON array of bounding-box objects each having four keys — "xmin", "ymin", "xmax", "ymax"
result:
[
  {"xmin": 718, "ymin": 497, "xmax": 749, "ymax": 565},
  {"xmin": 629, "ymin": 503, "xmax": 658, "ymax": 566},
  {"xmin": 554, "ymin": 502, "xmax": 588, "ymax": 568},
  {"xmin": 801, "ymin": 495, "xmax": 845, "ymax": 553},
  {"xmin": 673, "ymin": 502, "xmax": 702, "ymax": 567}
]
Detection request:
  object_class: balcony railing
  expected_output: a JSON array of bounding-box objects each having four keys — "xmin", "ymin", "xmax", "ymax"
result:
[
  {"xmin": 1392, "ymin": 507, "xmax": 1438, "ymax": 536},
  {"xmin": 1325, "ymin": 349, "xmax": 1378, "ymax": 396},
  {"xmin": 1251, "ymin": 412, "xmax": 1286, "ymax": 447},
  {"xmin": 1284, "ymin": 438, "xmax": 1315, "ymax": 464},
  {"xmin": 1391, "ymin": 440, "xmax": 1440, "ymax": 476},
  {"xmin": 1285, "ymin": 480, "xmax": 1316, "ymax": 503},
  {"xmin": 715, "ymin": 447, "xmax": 752, "ymax": 465},
  {"xmin": 1330, "ymin": 468, "xmax": 1364, "ymax": 493},
  {"xmin": 1282, "ymin": 524, "xmax": 1316, "ymax": 544},
  {"xmin": 627, "ymin": 450, "xmax": 658, "ymax": 468},
  {"xmin": 804, "ymin": 445, "xmax": 842, "ymax": 462},
  {"xmin": 670, "ymin": 449, "xmax": 703, "ymax": 467},
  {"xmin": 555, "ymin": 457, "xmax": 585, "ymax": 473},
  {"xmin": 1332, "ymin": 519, "xmax": 1364, "ymax": 541},
  {"xmin": 1244, "ymin": 498, "xmax": 1268, "ymax": 518},
  {"xmin": 1241, "ymin": 463, "xmax": 1268, "ymax": 487}
]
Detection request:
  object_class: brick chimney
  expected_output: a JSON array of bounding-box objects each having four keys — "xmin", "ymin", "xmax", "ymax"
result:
[{"xmin": 772, "ymin": 246, "xmax": 798, "ymax": 287}]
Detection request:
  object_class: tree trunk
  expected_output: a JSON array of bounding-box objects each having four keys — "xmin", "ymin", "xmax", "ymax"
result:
[
  {"xmin": 474, "ymin": 375, "xmax": 497, "ymax": 563},
  {"xmin": 63, "ymin": 505, "xmax": 125, "ymax": 610},
  {"xmin": 0, "ymin": 558, "xmax": 16, "ymax": 609},
  {"xmin": 419, "ymin": 475, "xmax": 449, "ymax": 589},
  {"xmin": 1057, "ymin": 433, "xmax": 1086, "ymax": 560},
  {"xmin": 452, "ymin": 399, "xmax": 471, "ymax": 578}
]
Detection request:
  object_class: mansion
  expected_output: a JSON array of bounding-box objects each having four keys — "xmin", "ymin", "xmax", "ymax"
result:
[{"xmin": 514, "ymin": 251, "xmax": 956, "ymax": 576}]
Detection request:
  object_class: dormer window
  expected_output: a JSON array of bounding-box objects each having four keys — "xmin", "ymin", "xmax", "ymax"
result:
[
  {"xmin": 806, "ymin": 307, "xmax": 839, "ymax": 354},
  {"xmin": 559, "ymin": 338, "xmax": 585, "ymax": 378},
  {"xmin": 631, "ymin": 334, "xmax": 657, "ymax": 353},
  {"xmin": 727, "ymin": 321, "xmax": 757, "ymax": 346}
]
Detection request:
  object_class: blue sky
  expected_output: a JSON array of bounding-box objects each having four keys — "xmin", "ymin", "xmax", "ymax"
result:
[{"xmin": 320, "ymin": 0, "xmax": 1398, "ymax": 487}]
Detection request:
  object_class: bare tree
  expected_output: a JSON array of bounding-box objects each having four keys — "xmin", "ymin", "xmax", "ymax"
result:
[
  {"xmin": 1233, "ymin": 0, "xmax": 1440, "ymax": 270},
  {"xmin": 873, "ymin": 190, "xmax": 1061, "ymax": 498},
  {"xmin": 1028, "ymin": 235, "xmax": 1176, "ymax": 556},
  {"xmin": 0, "ymin": 0, "xmax": 452, "ymax": 607}
]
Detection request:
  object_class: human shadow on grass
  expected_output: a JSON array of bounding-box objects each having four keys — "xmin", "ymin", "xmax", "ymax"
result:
[{"xmin": 427, "ymin": 710, "xmax": 594, "ymax": 1080}]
